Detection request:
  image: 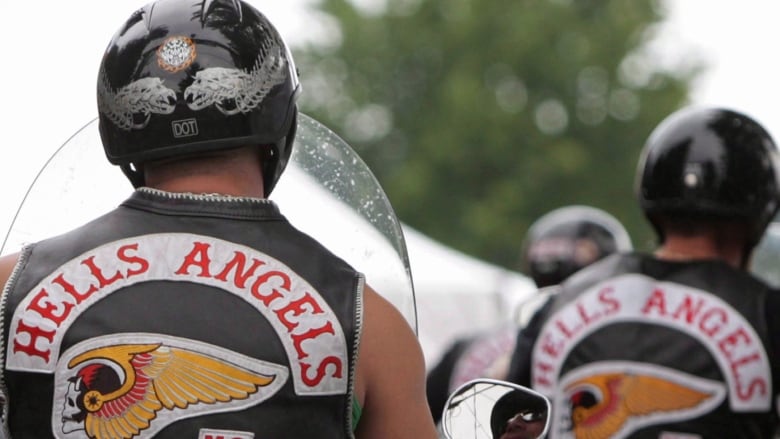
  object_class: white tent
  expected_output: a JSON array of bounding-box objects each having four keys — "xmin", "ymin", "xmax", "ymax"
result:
[{"xmin": 403, "ymin": 225, "xmax": 537, "ymax": 367}]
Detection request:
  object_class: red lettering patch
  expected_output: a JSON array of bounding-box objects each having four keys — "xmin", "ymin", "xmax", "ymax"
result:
[
  {"xmin": 531, "ymin": 274, "xmax": 771, "ymax": 411},
  {"xmin": 8, "ymin": 233, "xmax": 350, "ymax": 396}
]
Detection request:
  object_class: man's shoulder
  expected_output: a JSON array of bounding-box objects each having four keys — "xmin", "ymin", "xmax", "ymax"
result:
[
  {"xmin": 555, "ymin": 252, "xmax": 635, "ymax": 296},
  {"xmin": 0, "ymin": 252, "xmax": 20, "ymax": 290},
  {"xmin": 559, "ymin": 252, "xmax": 770, "ymax": 294}
]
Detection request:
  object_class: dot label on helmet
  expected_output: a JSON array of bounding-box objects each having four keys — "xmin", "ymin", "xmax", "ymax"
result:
[{"xmin": 172, "ymin": 118, "xmax": 199, "ymax": 138}]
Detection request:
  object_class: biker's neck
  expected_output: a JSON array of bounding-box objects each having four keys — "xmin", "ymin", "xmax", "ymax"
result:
[
  {"xmin": 147, "ymin": 182, "xmax": 264, "ymax": 198},
  {"xmin": 654, "ymin": 235, "xmax": 743, "ymax": 269},
  {"xmin": 143, "ymin": 148, "xmax": 266, "ymax": 198},
  {"xmin": 145, "ymin": 174, "xmax": 266, "ymax": 199}
]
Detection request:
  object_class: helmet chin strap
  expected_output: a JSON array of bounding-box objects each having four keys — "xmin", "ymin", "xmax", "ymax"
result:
[
  {"xmin": 120, "ymin": 163, "xmax": 145, "ymax": 188},
  {"xmin": 262, "ymin": 112, "xmax": 298, "ymax": 198}
]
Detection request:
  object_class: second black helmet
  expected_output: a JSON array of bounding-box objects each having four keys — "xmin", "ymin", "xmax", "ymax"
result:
[{"xmin": 636, "ymin": 107, "xmax": 780, "ymax": 247}]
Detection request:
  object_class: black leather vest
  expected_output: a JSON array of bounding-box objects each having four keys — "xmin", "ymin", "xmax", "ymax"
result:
[
  {"xmin": 529, "ymin": 253, "xmax": 779, "ymax": 438},
  {"xmin": 0, "ymin": 189, "xmax": 361, "ymax": 438}
]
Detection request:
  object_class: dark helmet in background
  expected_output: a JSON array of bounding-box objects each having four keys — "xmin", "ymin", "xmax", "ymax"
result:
[
  {"xmin": 636, "ymin": 106, "xmax": 780, "ymax": 250},
  {"xmin": 520, "ymin": 206, "xmax": 632, "ymax": 288},
  {"xmin": 97, "ymin": 0, "xmax": 300, "ymax": 196}
]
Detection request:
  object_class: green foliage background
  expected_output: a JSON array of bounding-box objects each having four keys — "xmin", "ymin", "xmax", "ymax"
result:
[{"xmin": 292, "ymin": 0, "xmax": 703, "ymax": 270}]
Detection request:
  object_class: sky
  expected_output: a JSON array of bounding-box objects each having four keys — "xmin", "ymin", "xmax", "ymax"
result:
[
  {"xmin": 1, "ymin": 0, "xmax": 779, "ymax": 245},
  {"xmin": 651, "ymin": 1, "xmax": 780, "ymax": 134}
]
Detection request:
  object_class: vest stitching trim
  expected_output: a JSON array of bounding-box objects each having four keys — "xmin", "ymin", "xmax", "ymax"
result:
[
  {"xmin": 347, "ymin": 274, "xmax": 365, "ymax": 438},
  {"xmin": 138, "ymin": 187, "xmax": 275, "ymax": 204},
  {"xmin": 0, "ymin": 244, "xmax": 32, "ymax": 438}
]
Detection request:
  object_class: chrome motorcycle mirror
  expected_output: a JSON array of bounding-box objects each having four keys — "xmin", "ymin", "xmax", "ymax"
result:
[{"xmin": 442, "ymin": 378, "xmax": 551, "ymax": 439}]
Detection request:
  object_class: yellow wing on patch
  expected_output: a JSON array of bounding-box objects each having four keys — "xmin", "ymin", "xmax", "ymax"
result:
[
  {"xmin": 70, "ymin": 344, "xmax": 276, "ymax": 439},
  {"xmin": 622, "ymin": 374, "xmax": 712, "ymax": 414},
  {"xmin": 145, "ymin": 347, "xmax": 275, "ymax": 409},
  {"xmin": 568, "ymin": 373, "xmax": 716, "ymax": 439}
]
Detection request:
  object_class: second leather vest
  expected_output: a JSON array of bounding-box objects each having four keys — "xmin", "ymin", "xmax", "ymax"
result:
[{"xmin": 530, "ymin": 253, "xmax": 778, "ymax": 438}]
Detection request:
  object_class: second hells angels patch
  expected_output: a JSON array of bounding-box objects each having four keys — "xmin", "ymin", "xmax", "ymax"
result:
[{"xmin": 531, "ymin": 273, "xmax": 771, "ymax": 412}]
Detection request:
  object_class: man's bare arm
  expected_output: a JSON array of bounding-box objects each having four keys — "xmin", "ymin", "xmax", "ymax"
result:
[
  {"xmin": 0, "ymin": 253, "xmax": 19, "ymax": 291},
  {"xmin": 354, "ymin": 285, "xmax": 438, "ymax": 438}
]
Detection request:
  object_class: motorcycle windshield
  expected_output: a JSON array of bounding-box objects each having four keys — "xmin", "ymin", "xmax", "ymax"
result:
[
  {"xmin": 750, "ymin": 221, "xmax": 780, "ymax": 289},
  {"xmin": 1, "ymin": 113, "xmax": 417, "ymax": 332}
]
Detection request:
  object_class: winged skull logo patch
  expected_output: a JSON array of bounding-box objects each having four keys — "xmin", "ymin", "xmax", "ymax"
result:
[
  {"xmin": 53, "ymin": 334, "xmax": 289, "ymax": 439},
  {"xmin": 554, "ymin": 362, "xmax": 725, "ymax": 439}
]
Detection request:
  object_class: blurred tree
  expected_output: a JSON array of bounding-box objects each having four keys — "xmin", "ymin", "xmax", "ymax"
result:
[{"xmin": 293, "ymin": 0, "xmax": 703, "ymax": 269}]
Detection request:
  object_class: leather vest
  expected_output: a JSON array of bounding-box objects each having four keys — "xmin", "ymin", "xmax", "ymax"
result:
[
  {"xmin": 0, "ymin": 189, "xmax": 361, "ymax": 438},
  {"xmin": 529, "ymin": 253, "xmax": 779, "ymax": 438},
  {"xmin": 449, "ymin": 325, "xmax": 517, "ymax": 391}
]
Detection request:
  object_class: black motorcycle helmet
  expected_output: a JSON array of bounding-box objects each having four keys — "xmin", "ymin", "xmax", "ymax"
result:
[
  {"xmin": 521, "ymin": 206, "xmax": 632, "ymax": 288},
  {"xmin": 636, "ymin": 106, "xmax": 780, "ymax": 251},
  {"xmin": 97, "ymin": 0, "xmax": 300, "ymax": 196}
]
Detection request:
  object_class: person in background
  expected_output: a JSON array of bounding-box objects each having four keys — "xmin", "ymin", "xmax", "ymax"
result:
[
  {"xmin": 490, "ymin": 389, "xmax": 550, "ymax": 439},
  {"xmin": 521, "ymin": 206, "xmax": 633, "ymax": 291},
  {"xmin": 0, "ymin": 0, "xmax": 438, "ymax": 437},
  {"xmin": 426, "ymin": 205, "xmax": 632, "ymax": 423},
  {"xmin": 507, "ymin": 106, "xmax": 780, "ymax": 438}
]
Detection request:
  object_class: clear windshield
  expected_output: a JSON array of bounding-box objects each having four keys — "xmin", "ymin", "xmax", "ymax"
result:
[
  {"xmin": 1, "ymin": 113, "xmax": 417, "ymax": 332},
  {"xmin": 750, "ymin": 222, "xmax": 780, "ymax": 289}
]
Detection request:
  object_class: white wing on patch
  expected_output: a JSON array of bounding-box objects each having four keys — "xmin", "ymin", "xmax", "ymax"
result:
[
  {"xmin": 97, "ymin": 69, "xmax": 177, "ymax": 130},
  {"xmin": 183, "ymin": 36, "xmax": 287, "ymax": 115}
]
